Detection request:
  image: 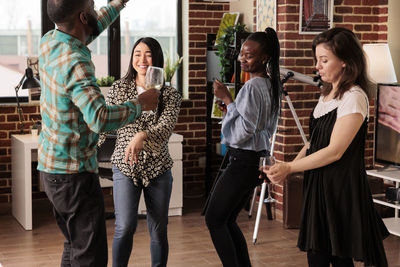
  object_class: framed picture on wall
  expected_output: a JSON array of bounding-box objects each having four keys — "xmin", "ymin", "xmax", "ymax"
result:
[
  {"xmin": 215, "ymin": 12, "xmax": 240, "ymax": 45},
  {"xmin": 299, "ymin": 0, "xmax": 333, "ymax": 34}
]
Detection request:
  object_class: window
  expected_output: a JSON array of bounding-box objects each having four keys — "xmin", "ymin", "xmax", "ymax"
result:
[
  {"xmin": 0, "ymin": 0, "xmax": 181, "ymax": 103},
  {"xmin": 0, "ymin": 0, "xmax": 41, "ymax": 103},
  {"xmin": 89, "ymin": 0, "xmax": 109, "ymax": 79},
  {"xmin": 120, "ymin": 0, "xmax": 179, "ymax": 80},
  {"xmin": 91, "ymin": 0, "xmax": 180, "ymax": 89}
]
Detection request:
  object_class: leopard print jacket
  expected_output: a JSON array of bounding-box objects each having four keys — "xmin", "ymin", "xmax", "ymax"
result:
[{"xmin": 98, "ymin": 78, "xmax": 182, "ymax": 187}]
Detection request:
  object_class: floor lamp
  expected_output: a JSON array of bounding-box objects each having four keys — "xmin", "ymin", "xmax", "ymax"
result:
[{"xmin": 14, "ymin": 67, "xmax": 40, "ymax": 134}]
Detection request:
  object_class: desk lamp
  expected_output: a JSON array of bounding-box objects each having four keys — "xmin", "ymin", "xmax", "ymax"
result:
[{"xmin": 14, "ymin": 67, "xmax": 40, "ymax": 134}]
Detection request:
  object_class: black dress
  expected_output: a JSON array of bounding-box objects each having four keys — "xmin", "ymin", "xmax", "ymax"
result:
[{"xmin": 297, "ymin": 108, "xmax": 389, "ymax": 267}]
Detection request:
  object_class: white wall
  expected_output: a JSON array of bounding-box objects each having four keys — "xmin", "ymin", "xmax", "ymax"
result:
[
  {"xmin": 230, "ymin": 0, "xmax": 254, "ymax": 30},
  {"xmin": 182, "ymin": 0, "xmax": 189, "ymax": 99},
  {"xmin": 388, "ymin": 0, "xmax": 400, "ymax": 82}
]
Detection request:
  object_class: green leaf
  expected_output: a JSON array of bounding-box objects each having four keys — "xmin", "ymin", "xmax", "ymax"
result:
[
  {"xmin": 215, "ymin": 23, "xmax": 248, "ymax": 82},
  {"xmin": 164, "ymin": 53, "xmax": 183, "ymax": 83},
  {"xmin": 96, "ymin": 76, "xmax": 115, "ymax": 87}
]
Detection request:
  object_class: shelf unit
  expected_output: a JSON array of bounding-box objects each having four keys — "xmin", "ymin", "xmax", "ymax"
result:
[{"xmin": 367, "ymin": 168, "xmax": 400, "ymax": 236}]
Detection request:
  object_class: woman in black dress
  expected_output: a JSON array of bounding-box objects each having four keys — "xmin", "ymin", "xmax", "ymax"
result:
[{"xmin": 264, "ymin": 28, "xmax": 389, "ymax": 266}]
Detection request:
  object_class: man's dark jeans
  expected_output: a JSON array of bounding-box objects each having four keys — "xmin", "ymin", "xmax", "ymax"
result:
[{"xmin": 40, "ymin": 171, "xmax": 108, "ymax": 267}]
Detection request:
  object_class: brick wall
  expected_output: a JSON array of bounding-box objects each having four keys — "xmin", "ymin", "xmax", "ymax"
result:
[
  {"xmin": 253, "ymin": 0, "xmax": 257, "ymax": 32},
  {"xmin": 0, "ymin": 104, "xmax": 42, "ymax": 202},
  {"xmin": 172, "ymin": 0, "xmax": 230, "ymax": 198}
]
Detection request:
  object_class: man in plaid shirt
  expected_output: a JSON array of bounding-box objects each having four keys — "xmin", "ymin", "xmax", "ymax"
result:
[{"xmin": 38, "ymin": 0, "xmax": 159, "ymax": 266}]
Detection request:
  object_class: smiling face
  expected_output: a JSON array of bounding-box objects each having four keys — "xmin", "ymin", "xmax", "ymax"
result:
[
  {"xmin": 132, "ymin": 42, "xmax": 153, "ymax": 78},
  {"xmin": 315, "ymin": 43, "xmax": 346, "ymax": 87},
  {"xmin": 238, "ymin": 40, "xmax": 267, "ymax": 75}
]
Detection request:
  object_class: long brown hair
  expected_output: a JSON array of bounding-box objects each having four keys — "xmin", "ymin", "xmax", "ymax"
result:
[
  {"xmin": 312, "ymin": 27, "xmax": 370, "ymax": 99},
  {"xmin": 122, "ymin": 37, "xmax": 165, "ymax": 117},
  {"xmin": 122, "ymin": 37, "xmax": 164, "ymax": 84}
]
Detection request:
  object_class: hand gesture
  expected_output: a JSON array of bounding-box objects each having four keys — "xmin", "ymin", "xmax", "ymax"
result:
[
  {"xmin": 213, "ymin": 79, "xmax": 233, "ymax": 106},
  {"xmin": 263, "ymin": 162, "xmax": 291, "ymax": 184},
  {"xmin": 137, "ymin": 88, "xmax": 160, "ymax": 111},
  {"xmin": 124, "ymin": 131, "xmax": 147, "ymax": 165}
]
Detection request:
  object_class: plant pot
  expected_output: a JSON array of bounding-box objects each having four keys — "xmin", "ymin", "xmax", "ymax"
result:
[
  {"xmin": 31, "ymin": 129, "xmax": 38, "ymax": 136},
  {"xmin": 100, "ymin": 86, "xmax": 111, "ymax": 96}
]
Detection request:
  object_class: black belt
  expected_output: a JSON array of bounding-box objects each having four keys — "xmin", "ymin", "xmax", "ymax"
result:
[{"xmin": 227, "ymin": 147, "xmax": 267, "ymax": 158}]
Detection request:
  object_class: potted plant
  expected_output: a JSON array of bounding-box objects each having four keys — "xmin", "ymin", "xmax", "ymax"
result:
[
  {"xmin": 31, "ymin": 119, "xmax": 41, "ymax": 136},
  {"xmin": 215, "ymin": 23, "xmax": 247, "ymax": 82},
  {"xmin": 96, "ymin": 76, "xmax": 115, "ymax": 87},
  {"xmin": 96, "ymin": 76, "xmax": 115, "ymax": 96},
  {"xmin": 164, "ymin": 54, "xmax": 183, "ymax": 86}
]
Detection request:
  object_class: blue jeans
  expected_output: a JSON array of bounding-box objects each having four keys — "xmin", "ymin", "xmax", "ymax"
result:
[{"xmin": 112, "ymin": 166, "xmax": 173, "ymax": 267}]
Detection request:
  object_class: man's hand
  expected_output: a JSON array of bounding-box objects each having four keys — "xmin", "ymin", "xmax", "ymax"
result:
[{"xmin": 137, "ymin": 89, "xmax": 160, "ymax": 111}]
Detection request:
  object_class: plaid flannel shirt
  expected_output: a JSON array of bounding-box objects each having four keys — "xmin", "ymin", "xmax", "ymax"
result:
[{"xmin": 38, "ymin": 0, "xmax": 141, "ymax": 174}]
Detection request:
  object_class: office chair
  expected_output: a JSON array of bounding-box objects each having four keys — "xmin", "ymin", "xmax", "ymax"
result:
[{"xmin": 97, "ymin": 132, "xmax": 117, "ymax": 220}]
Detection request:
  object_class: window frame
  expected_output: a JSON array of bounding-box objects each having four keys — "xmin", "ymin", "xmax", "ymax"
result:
[
  {"xmin": 0, "ymin": 0, "xmax": 182, "ymax": 104},
  {"xmin": 108, "ymin": 0, "xmax": 183, "ymax": 91},
  {"xmin": 43, "ymin": 0, "xmax": 183, "ymax": 88}
]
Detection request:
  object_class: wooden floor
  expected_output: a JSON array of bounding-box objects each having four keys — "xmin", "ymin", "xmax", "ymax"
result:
[{"xmin": 1, "ymin": 195, "xmax": 400, "ymax": 267}]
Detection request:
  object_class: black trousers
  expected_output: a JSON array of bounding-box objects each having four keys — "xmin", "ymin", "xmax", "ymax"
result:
[
  {"xmin": 307, "ymin": 250, "xmax": 354, "ymax": 267},
  {"xmin": 40, "ymin": 171, "xmax": 108, "ymax": 267},
  {"xmin": 205, "ymin": 148, "xmax": 266, "ymax": 267}
]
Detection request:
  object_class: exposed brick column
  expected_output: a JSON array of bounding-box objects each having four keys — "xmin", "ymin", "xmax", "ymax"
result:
[{"xmin": 173, "ymin": 0, "xmax": 229, "ymax": 198}]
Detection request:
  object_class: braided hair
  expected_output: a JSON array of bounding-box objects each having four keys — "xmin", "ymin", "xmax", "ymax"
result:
[{"xmin": 245, "ymin": 27, "xmax": 281, "ymax": 117}]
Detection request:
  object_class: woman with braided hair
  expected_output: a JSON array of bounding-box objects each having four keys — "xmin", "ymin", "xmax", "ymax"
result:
[{"xmin": 204, "ymin": 27, "xmax": 281, "ymax": 267}]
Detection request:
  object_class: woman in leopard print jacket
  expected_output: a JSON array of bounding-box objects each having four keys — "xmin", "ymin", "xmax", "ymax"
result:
[{"xmin": 98, "ymin": 37, "xmax": 181, "ymax": 267}]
